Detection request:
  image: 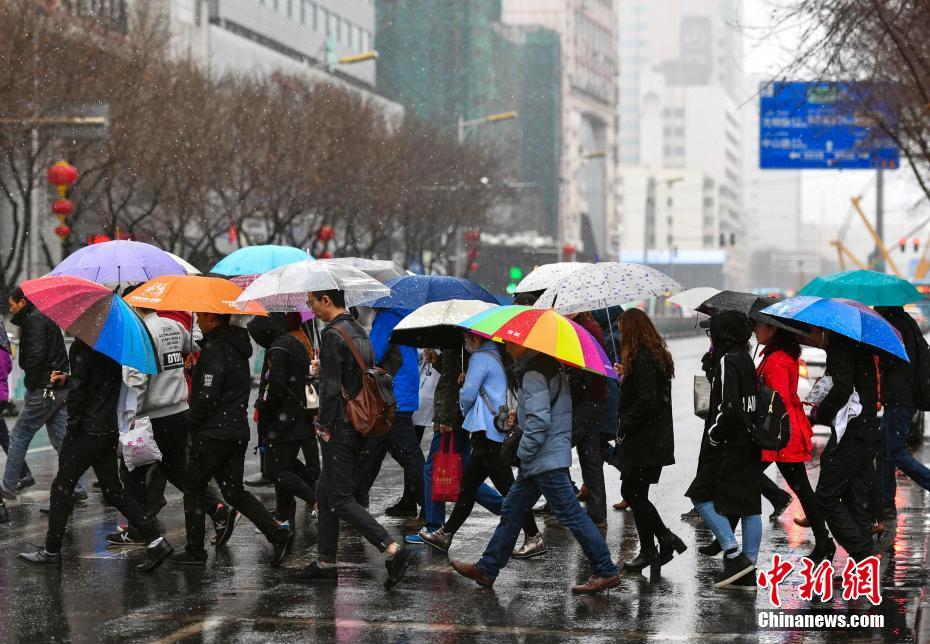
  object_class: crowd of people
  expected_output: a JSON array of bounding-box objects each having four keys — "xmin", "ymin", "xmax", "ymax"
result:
[{"xmin": 1, "ymin": 281, "xmax": 927, "ymax": 594}]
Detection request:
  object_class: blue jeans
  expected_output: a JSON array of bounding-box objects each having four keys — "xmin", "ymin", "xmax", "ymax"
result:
[
  {"xmin": 2, "ymin": 390, "xmax": 85, "ymax": 494},
  {"xmin": 880, "ymin": 405, "xmax": 930, "ymax": 507},
  {"xmin": 477, "ymin": 467, "xmax": 619, "ymax": 579},
  {"xmin": 693, "ymin": 500, "xmax": 762, "ymax": 564},
  {"xmin": 423, "ymin": 430, "xmax": 502, "ymax": 531}
]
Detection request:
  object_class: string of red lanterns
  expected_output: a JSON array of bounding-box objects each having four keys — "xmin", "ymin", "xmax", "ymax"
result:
[{"xmin": 47, "ymin": 161, "xmax": 78, "ymax": 240}]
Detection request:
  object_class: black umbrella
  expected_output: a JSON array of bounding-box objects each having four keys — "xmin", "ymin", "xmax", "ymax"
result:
[{"xmin": 697, "ymin": 292, "xmax": 810, "ymax": 335}]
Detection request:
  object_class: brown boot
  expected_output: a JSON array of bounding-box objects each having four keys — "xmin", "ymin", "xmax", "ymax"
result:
[
  {"xmin": 793, "ymin": 516, "xmax": 810, "ymax": 528},
  {"xmin": 613, "ymin": 500, "xmax": 629, "ymax": 511},
  {"xmin": 576, "ymin": 485, "xmax": 590, "ymax": 502},
  {"xmin": 450, "ymin": 559, "xmax": 494, "ymax": 588},
  {"xmin": 571, "ymin": 574, "xmax": 621, "ymax": 594}
]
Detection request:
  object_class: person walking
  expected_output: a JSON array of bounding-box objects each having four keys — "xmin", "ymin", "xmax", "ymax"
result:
[
  {"xmin": 875, "ymin": 306, "xmax": 930, "ymax": 519},
  {"xmin": 1, "ymin": 287, "xmax": 85, "ymax": 502},
  {"xmin": 248, "ymin": 313, "xmax": 317, "ymax": 527},
  {"xmin": 408, "ymin": 347, "xmax": 504, "ymax": 545},
  {"xmin": 18, "ymin": 340, "xmax": 173, "ymax": 570},
  {"xmin": 808, "ymin": 328, "xmax": 880, "ymax": 562},
  {"xmin": 612, "ymin": 309, "xmax": 685, "ymax": 572},
  {"xmin": 685, "ymin": 311, "xmax": 761, "ymax": 590},
  {"xmin": 169, "ymin": 312, "xmax": 293, "ymax": 567},
  {"xmin": 421, "ymin": 333, "xmax": 543, "ymax": 557},
  {"xmin": 754, "ymin": 319, "xmax": 835, "ymax": 563},
  {"xmin": 450, "ymin": 343, "xmax": 621, "ymax": 594},
  {"xmin": 353, "ymin": 308, "xmax": 425, "ymax": 517},
  {"xmin": 109, "ymin": 305, "xmax": 233, "ymax": 546},
  {"xmin": 0, "ymin": 321, "xmax": 33, "ymax": 496},
  {"xmin": 288, "ymin": 290, "xmax": 414, "ymax": 588}
]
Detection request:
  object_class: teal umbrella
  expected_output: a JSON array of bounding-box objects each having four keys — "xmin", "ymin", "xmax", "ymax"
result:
[{"xmin": 799, "ymin": 270, "xmax": 922, "ymax": 306}]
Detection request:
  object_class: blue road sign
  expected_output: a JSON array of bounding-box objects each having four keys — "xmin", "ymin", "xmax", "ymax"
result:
[{"xmin": 759, "ymin": 81, "xmax": 899, "ymax": 170}]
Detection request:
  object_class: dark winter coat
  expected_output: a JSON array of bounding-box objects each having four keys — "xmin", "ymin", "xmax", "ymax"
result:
[
  {"xmin": 432, "ymin": 348, "xmax": 467, "ymax": 431},
  {"xmin": 813, "ymin": 332, "xmax": 879, "ymax": 442},
  {"xmin": 189, "ymin": 323, "xmax": 254, "ymax": 442},
  {"xmin": 317, "ymin": 313, "xmax": 373, "ymax": 431},
  {"xmin": 10, "ymin": 303, "xmax": 68, "ymax": 392},
  {"xmin": 66, "ymin": 340, "xmax": 121, "ymax": 436},
  {"xmin": 686, "ymin": 311, "xmax": 762, "ymax": 517},
  {"xmin": 249, "ymin": 315, "xmax": 311, "ymax": 444},
  {"xmin": 876, "ymin": 307, "xmax": 919, "ymax": 408},
  {"xmin": 616, "ymin": 345, "xmax": 675, "ymax": 471}
]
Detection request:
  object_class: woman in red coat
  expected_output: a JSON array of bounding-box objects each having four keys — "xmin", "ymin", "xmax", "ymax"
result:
[{"xmin": 754, "ymin": 320, "xmax": 836, "ymax": 563}]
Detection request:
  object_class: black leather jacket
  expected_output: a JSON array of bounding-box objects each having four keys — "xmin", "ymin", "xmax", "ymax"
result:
[{"xmin": 10, "ymin": 303, "xmax": 68, "ymax": 392}]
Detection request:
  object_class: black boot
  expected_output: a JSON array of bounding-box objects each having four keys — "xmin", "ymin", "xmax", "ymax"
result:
[
  {"xmin": 658, "ymin": 531, "xmax": 687, "ymax": 565},
  {"xmin": 698, "ymin": 539, "xmax": 723, "ymax": 557},
  {"xmin": 288, "ymin": 561, "xmax": 338, "ymax": 584},
  {"xmin": 623, "ymin": 548, "xmax": 659, "ymax": 572},
  {"xmin": 808, "ymin": 538, "xmax": 836, "ymax": 564},
  {"xmin": 137, "ymin": 537, "xmax": 174, "ymax": 572},
  {"xmin": 0, "ymin": 502, "xmax": 8, "ymax": 523},
  {"xmin": 18, "ymin": 548, "xmax": 62, "ymax": 567}
]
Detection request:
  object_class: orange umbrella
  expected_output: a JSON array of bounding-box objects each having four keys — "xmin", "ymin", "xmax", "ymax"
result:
[{"xmin": 125, "ymin": 275, "xmax": 266, "ymax": 315}]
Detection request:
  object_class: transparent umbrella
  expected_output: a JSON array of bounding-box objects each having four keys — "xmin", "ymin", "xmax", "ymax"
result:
[{"xmin": 235, "ymin": 260, "xmax": 390, "ymax": 311}]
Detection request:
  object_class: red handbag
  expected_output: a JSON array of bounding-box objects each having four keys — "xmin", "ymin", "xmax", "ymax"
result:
[{"xmin": 431, "ymin": 433, "xmax": 462, "ymax": 503}]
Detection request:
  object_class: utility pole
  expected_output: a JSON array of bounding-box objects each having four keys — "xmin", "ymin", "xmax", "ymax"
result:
[{"xmin": 874, "ymin": 167, "xmax": 885, "ymax": 272}]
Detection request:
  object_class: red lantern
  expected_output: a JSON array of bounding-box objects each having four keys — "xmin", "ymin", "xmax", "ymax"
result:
[
  {"xmin": 47, "ymin": 161, "xmax": 78, "ymax": 187},
  {"xmin": 52, "ymin": 199, "xmax": 73, "ymax": 216},
  {"xmin": 318, "ymin": 251, "xmax": 333, "ymax": 259},
  {"xmin": 562, "ymin": 243, "xmax": 577, "ymax": 258},
  {"xmin": 89, "ymin": 234, "xmax": 112, "ymax": 245},
  {"xmin": 468, "ymin": 262, "xmax": 479, "ymax": 273},
  {"xmin": 319, "ymin": 225, "xmax": 336, "ymax": 242},
  {"xmin": 464, "ymin": 229, "xmax": 480, "ymax": 243},
  {"xmin": 466, "ymin": 248, "xmax": 479, "ymax": 260},
  {"xmin": 54, "ymin": 224, "xmax": 71, "ymax": 239}
]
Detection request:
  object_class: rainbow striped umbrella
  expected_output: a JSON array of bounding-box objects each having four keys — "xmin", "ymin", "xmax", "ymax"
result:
[
  {"xmin": 458, "ymin": 305, "xmax": 617, "ymax": 379},
  {"xmin": 21, "ymin": 276, "xmax": 158, "ymax": 374}
]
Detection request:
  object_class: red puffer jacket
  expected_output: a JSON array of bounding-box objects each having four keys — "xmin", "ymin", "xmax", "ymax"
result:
[{"xmin": 758, "ymin": 347, "xmax": 813, "ymax": 463}]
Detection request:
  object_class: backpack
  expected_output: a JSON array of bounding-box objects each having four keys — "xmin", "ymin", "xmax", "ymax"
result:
[{"xmin": 332, "ymin": 325, "xmax": 396, "ymax": 436}]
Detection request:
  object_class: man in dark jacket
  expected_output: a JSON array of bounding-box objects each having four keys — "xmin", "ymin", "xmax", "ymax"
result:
[
  {"xmin": 18, "ymin": 341, "xmax": 172, "ymax": 570},
  {"xmin": 170, "ymin": 313, "xmax": 292, "ymax": 567},
  {"xmin": 810, "ymin": 329, "xmax": 879, "ymax": 561},
  {"xmin": 288, "ymin": 290, "xmax": 414, "ymax": 589},
  {"xmin": 352, "ymin": 308, "xmax": 425, "ymax": 517},
  {"xmin": 248, "ymin": 313, "xmax": 316, "ymax": 526},
  {"xmin": 876, "ymin": 307, "xmax": 930, "ymax": 516},
  {"xmin": 1, "ymin": 288, "xmax": 85, "ymax": 500}
]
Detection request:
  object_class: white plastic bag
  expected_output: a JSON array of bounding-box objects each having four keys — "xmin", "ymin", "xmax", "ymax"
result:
[
  {"xmin": 119, "ymin": 416, "xmax": 162, "ymax": 471},
  {"xmin": 804, "ymin": 376, "xmax": 861, "ymax": 442}
]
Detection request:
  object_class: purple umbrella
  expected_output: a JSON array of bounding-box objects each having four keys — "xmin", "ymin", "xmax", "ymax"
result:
[{"xmin": 50, "ymin": 240, "xmax": 186, "ymax": 285}]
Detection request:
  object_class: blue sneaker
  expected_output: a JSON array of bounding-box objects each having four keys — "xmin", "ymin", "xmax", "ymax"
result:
[{"xmin": 404, "ymin": 533, "xmax": 423, "ymax": 544}]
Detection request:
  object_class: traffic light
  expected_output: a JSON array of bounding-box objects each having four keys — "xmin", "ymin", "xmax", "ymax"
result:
[
  {"xmin": 914, "ymin": 238, "xmax": 920, "ymax": 252},
  {"xmin": 509, "ymin": 266, "xmax": 523, "ymax": 281},
  {"xmin": 900, "ymin": 238, "xmax": 907, "ymax": 252},
  {"xmin": 506, "ymin": 282, "xmax": 518, "ymax": 295}
]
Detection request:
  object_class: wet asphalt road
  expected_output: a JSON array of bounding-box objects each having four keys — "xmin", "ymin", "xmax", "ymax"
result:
[{"xmin": 1, "ymin": 335, "xmax": 928, "ymax": 643}]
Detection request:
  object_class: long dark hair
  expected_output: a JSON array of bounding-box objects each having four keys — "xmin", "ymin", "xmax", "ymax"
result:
[
  {"xmin": 764, "ymin": 328, "xmax": 801, "ymax": 360},
  {"xmin": 619, "ymin": 309, "xmax": 674, "ymax": 378}
]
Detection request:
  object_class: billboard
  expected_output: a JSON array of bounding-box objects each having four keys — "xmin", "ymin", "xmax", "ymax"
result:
[{"xmin": 759, "ymin": 82, "xmax": 899, "ymax": 170}]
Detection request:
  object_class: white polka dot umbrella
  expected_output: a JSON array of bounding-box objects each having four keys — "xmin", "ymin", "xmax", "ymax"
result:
[{"xmin": 533, "ymin": 262, "xmax": 683, "ymax": 315}]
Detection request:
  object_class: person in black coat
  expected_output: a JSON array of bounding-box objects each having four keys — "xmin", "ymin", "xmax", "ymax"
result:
[
  {"xmin": 685, "ymin": 310, "xmax": 761, "ymax": 589},
  {"xmin": 613, "ymin": 309, "xmax": 685, "ymax": 572},
  {"xmin": 875, "ymin": 306, "xmax": 930, "ymax": 516},
  {"xmin": 18, "ymin": 341, "xmax": 171, "ymax": 571},
  {"xmin": 172, "ymin": 313, "xmax": 292, "ymax": 567},
  {"xmin": 248, "ymin": 313, "xmax": 316, "ymax": 526},
  {"xmin": 808, "ymin": 329, "xmax": 880, "ymax": 561}
]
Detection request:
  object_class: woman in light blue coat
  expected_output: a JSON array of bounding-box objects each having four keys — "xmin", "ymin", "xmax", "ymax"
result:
[{"xmin": 420, "ymin": 333, "xmax": 544, "ymax": 558}]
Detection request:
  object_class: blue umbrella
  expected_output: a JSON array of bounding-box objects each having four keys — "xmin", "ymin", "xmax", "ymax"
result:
[
  {"xmin": 761, "ymin": 296, "xmax": 908, "ymax": 361},
  {"xmin": 211, "ymin": 245, "xmax": 311, "ymax": 276},
  {"xmin": 371, "ymin": 275, "xmax": 499, "ymax": 310}
]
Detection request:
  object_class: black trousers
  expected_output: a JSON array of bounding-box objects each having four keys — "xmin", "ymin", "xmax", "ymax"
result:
[
  {"xmin": 353, "ymin": 411, "xmax": 425, "ymax": 507},
  {"xmin": 120, "ymin": 412, "xmax": 222, "ymax": 518},
  {"xmin": 815, "ymin": 434, "xmax": 876, "ymax": 559},
  {"xmin": 621, "ymin": 475, "xmax": 669, "ymax": 550},
  {"xmin": 300, "ymin": 434, "xmax": 321, "ymax": 488},
  {"xmin": 575, "ymin": 401, "xmax": 608, "ymax": 522},
  {"xmin": 47, "ymin": 432, "xmax": 157, "ymax": 552},
  {"xmin": 317, "ymin": 422, "xmax": 393, "ymax": 563},
  {"xmin": 762, "ymin": 461, "xmax": 830, "ymax": 542},
  {"xmin": 265, "ymin": 440, "xmax": 316, "ymax": 524},
  {"xmin": 760, "ymin": 469, "xmax": 792, "ymax": 509},
  {"xmin": 183, "ymin": 435, "xmax": 280, "ymax": 556},
  {"xmin": 443, "ymin": 432, "xmax": 539, "ymax": 536}
]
